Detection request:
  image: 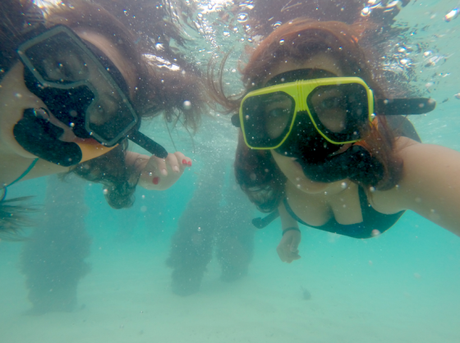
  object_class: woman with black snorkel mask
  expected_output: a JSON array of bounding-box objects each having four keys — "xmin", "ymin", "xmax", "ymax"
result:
[
  {"xmin": 212, "ymin": 17, "xmax": 460, "ymax": 263},
  {"xmin": 1, "ymin": 0, "xmax": 205, "ymax": 234}
]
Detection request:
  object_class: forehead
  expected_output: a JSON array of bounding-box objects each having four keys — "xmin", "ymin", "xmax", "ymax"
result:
[{"xmin": 266, "ymin": 52, "xmax": 344, "ymax": 83}]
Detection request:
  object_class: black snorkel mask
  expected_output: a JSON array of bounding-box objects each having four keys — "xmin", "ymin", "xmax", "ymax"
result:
[
  {"xmin": 233, "ymin": 69, "xmax": 436, "ymax": 185},
  {"xmin": 14, "ymin": 25, "xmax": 167, "ymax": 166}
]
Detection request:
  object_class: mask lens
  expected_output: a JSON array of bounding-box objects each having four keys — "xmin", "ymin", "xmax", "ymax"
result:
[
  {"xmin": 241, "ymin": 91, "xmax": 295, "ymax": 148},
  {"xmin": 307, "ymin": 83, "xmax": 369, "ymax": 142},
  {"xmin": 87, "ymin": 98, "xmax": 136, "ymax": 142},
  {"xmin": 18, "ymin": 26, "xmax": 138, "ymax": 146},
  {"xmin": 22, "ymin": 32, "xmax": 89, "ymax": 84}
]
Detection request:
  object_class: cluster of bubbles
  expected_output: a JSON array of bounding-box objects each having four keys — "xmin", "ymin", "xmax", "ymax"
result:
[{"xmin": 361, "ymin": 0, "xmax": 404, "ymax": 18}]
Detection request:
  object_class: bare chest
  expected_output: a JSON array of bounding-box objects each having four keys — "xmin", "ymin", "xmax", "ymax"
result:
[{"xmin": 285, "ymin": 182, "xmax": 365, "ymax": 226}]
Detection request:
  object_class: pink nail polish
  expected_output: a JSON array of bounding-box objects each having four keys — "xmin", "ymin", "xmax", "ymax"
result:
[{"xmin": 152, "ymin": 177, "xmax": 159, "ymax": 185}]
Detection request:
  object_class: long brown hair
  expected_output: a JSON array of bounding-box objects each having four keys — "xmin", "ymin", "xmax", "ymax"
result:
[{"xmin": 213, "ymin": 19, "xmax": 403, "ymax": 212}]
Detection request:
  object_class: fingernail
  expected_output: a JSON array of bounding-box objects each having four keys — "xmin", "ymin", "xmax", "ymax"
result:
[
  {"xmin": 173, "ymin": 166, "xmax": 180, "ymax": 173},
  {"xmin": 187, "ymin": 161, "xmax": 192, "ymax": 167},
  {"xmin": 182, "ymin": 159, "xmax": 187, "ymax": 165},
  {"xmin": 152, "ymin": 177, "xmax": 160, "ymax": 185},
  {"xmin": 161, "ymin": 168, "xmax": 167, "ymax": 176}
]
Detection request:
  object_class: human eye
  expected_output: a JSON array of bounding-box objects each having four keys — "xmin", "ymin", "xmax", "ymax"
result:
[
  {"xmin": 263, "ymin": 96, "xmax": 291, "ymax": 119},
  {"xmin": 41, "ymin": 50, "xmax": 87, "ymax": 82},
  {"xmin": 266, "ymin": 107, "xmax": 290, "ymax": 119},
  {"xmin": 90, "ymin": 95, "xmax": 120, "ymax": 124}
]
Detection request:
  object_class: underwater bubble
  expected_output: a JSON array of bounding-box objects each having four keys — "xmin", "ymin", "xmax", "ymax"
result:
[
  {"xmin": 183, "ymin": 100, "xmax": 192, "ymax": 110},
  {"xmin": 237, "ymin": 12, "xmax": 248, "ymax": 23},
  {"xmin": 239, "ymin": 2, "xmax": 254, "ymax": 10},
  {"xmin": 103, "ymin": 189, "xmax": 108, "ymax": 195},
  {"xmin": 273, "ymin": 21, "xmax": 282, "ymax": 29},
  {"xmin": 454, "ymin": 93, "xmax": 460, "ymax": 100},
  {"xmin": 371, "ymin": 229, "xmax": 381, "ymax": 237},
  {"xmin": 361, "ymin": 7, "xmax": 371, "ymax": 16},
  {"xmin": 444, "ymin": 8, "xmax": 459, "ymax": 22},
  {"xmin": 279, "ymin": 39, "xmax": 285, "ymax": 45},
  {"xmin": 341, "ymin": 182, "xmax": 347, "ymax": 189},
  {"xmin": 400, "ymin": 58, "xmax": 410, "ymax": 65}
]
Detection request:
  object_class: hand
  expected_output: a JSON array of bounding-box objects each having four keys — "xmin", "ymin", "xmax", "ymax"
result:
[
  {"xmin": 277, "ymin": 229, "xmax": 301, "ymax": 263},
  {"xmin": 138, "ymin": 151, "xmax": 192, "ymax": 191}
]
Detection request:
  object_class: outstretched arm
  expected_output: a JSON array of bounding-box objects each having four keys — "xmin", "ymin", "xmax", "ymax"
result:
[
  {"xmin": 125, "ymin": 151, "xmax": 192, "ymax": 191},
  {"xmin": 373, "ymin": 140, "xmax": 460, "ymax": 236}
]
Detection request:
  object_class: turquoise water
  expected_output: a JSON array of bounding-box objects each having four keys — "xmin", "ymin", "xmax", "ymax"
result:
[{"xmin": 1, "ymin": 1, "xmax": 460, "ymax": 342}]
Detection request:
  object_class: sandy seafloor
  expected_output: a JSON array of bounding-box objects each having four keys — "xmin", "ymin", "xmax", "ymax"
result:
[{"xmin": 1, "ymin": 179, "xmax": 459, "ymax": 343}]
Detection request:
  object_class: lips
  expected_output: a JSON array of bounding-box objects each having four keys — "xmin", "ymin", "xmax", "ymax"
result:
[{"xmin": 73, "ymin": 137, "xmax": 100, "ymax": 145}]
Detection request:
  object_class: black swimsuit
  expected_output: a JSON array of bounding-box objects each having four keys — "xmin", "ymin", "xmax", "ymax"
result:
[{"xmin": 283, "ymin": 187, "xmax": 405, "ymax": 239}]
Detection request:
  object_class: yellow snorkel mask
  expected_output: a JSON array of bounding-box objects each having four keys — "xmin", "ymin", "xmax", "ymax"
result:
[{"xmin": 237, "ymin": 76, "xmax": 374, "ymax": 150}]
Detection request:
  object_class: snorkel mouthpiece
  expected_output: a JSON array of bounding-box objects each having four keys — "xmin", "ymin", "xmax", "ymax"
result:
[
  {"xmin": 13, "ymin": 108, "xmax": 83, "ymax": 166},
  {"xmin": 295, "ymin": 145, "xmax": 384, "ymax": 185},
  {"xmin": 275, "ymin": 113, "xmax": 384, "ymax": 185}
]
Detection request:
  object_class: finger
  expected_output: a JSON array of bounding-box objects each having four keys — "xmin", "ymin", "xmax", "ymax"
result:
[
  {"xmin": 174, "ymin": 151, "xmax": 192, "ymax": 170},
  {"xmin": 291, "ymin": 251, "xmax": 301, "ymax": 260},
  {"xmin": 175, "ymin": 151, "xmax": 192, "ymax": 169},
  {"xmin": 148, "ymin": 155, "xmax": 167, "ymax": 177},
  {"xmin": 166, "ymin": 153, "xmax": 181, "ymax": 174}
]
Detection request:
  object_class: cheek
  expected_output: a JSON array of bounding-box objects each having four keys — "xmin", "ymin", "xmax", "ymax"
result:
[
  {"xmin": 0, "ymin": 64, "xmax": 47, "ymax": 157},
  {"xmin": 271, "ymin": 151, "xmax": 301, "ymax": 180}
]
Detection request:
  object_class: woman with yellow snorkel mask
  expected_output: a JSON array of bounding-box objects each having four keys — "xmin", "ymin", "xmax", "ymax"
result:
[
  {"xmin": 1, "ymin": 0, "xmax": 205, "ymax": 234},
  {"xmin": 212, "ymin": 16, "xmax": 460, "ymax": 263}
]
